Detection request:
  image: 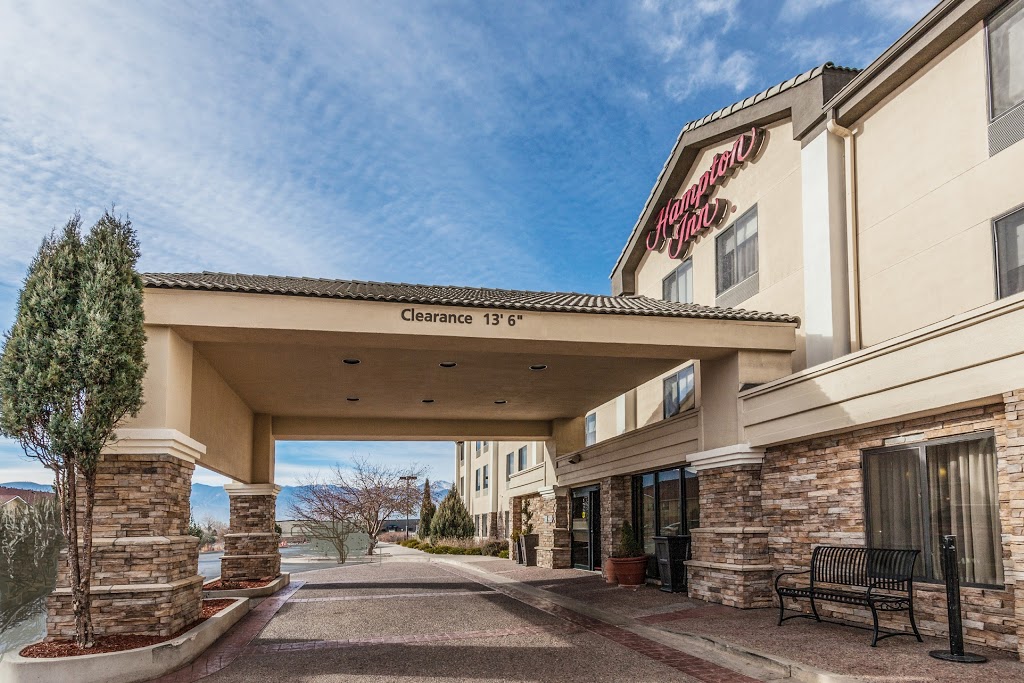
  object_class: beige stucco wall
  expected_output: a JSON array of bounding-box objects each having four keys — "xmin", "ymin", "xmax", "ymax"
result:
[
  {"xmin": 456, "ymin": 439, "xmax": 542, "ymax": 535},
  {"xmin": 855, "ymin": 23, "xmax": 1024, "ymax": 346},
  {"xmin": 189, "ymin": 349, "xmax": 254, "ymax": 482},
  {"xmin": 592, "ymin": 118, "xmax": 806, "ymax": 445}
]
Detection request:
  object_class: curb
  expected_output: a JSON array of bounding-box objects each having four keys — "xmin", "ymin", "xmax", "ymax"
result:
[{"xmin": 0, "ymin": 597, "xmax": 250, "ymax": 683}]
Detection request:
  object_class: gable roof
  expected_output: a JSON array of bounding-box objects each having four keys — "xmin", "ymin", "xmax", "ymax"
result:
[{"xmin": 143, "ymin": 272, "xmax": 798, "ymax": 324}]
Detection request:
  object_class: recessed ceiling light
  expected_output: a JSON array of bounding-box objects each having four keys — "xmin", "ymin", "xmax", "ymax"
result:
[
  {"xmin": 439, "ymin": 361, "xmax": 457, "ymax": 368},
  {"xmin": 343, "ymin": 359, "xmax": 361, "ymax": 365},
  {"xmin": 494, "ymin": 399, "xmax": 507, "ymax": 405},
  {"xmin": 422, "ymin": 399, "xmax": 435, "ymax": 403},
  {"xmin": 529, "ymin": 364, "xmax": 548, "ymax": 371},
  {"xmin": 346, "ymin": 397, "xmax": 360, "ymax": 402}
]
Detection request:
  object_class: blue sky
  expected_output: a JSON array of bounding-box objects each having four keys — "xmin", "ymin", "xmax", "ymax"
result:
[{"xmin": 0, "ymin": 0, "xmax": 935, "ymax": 487}]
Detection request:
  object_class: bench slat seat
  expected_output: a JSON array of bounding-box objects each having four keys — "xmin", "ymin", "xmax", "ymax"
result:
[{"xmin": 775, "ymin": 546, "xmax": 922, "ymax": 647}]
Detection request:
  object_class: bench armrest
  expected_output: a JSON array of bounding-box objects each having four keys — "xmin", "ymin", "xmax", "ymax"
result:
[
  {"xmin": 775, "ymin": 569, "xmax": 810, "ymax": 591},
  {"xmin": 866, "ymin": 577, "xmax": 913, "ymax": 599}
]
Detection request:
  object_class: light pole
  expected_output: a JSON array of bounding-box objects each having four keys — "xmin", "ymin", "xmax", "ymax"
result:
[{"xmin": 400, "ymin": 475, "xmax": 417, "ymax": 540}]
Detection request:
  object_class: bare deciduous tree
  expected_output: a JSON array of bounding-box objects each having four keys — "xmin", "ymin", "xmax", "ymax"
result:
[{"xmin": 290, "ymin": 458, "xmax": 425, "ymax": 556}]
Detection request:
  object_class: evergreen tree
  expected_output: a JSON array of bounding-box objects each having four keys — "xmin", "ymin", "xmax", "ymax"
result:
[
  {"xmin": 0, "ymin": 211, "xmax": 146, "ymax": 647},
  {"xmin": 429, "ymin": 488, "xmax": 474, "ymax": 541},
  {"xmin": 417, "ymin": 479, "xmax": 436, "ymax": 541}
]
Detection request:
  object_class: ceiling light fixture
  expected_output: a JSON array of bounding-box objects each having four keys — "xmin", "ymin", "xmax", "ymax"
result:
[
  {"xmin": 439, "ymin": 361, "xmax": 457, "ymax": 368},
  {"xmin": 422, "ymin": 399, "xmax": 435, "ymax": 404},
  {"xmin": 529, "ymin": 364, "xmax": 548, "ymax": 371},
  {"xmin": 494, "ymin": 399, "xmax": 507, "ymax": 405},
  {"xmin": 346, "ymin": 397, "xmax": 360, "ymax": 402},
  {"xmin": 342, "ymin": 359, "xmax": 361, "ymax": 365}
]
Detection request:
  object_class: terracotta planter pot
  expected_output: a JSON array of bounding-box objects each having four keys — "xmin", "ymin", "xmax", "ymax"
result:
[
  {"xmin": 608, "ymin": 556, "xmax": 648, "ymax": 587},
  {"xmin": 604, "ymin": 559, "xmax": 618, "ymax": 584}
]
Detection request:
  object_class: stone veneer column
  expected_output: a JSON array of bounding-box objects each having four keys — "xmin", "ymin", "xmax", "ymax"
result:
[
  {"xmin": 685, "ymin": 445, "xmax": 773, "ymax": 608},
  {"xmin": 221, "ymin": 483, "xmax": 281, "ymax": 581},
  {"xmin": 599, "ymin": 475, "xmax": 630, "ymax": 574},
  {"xmin": 46, "ymin": 429, "xmax": 205, "ymax": 640},
  {"xmin": 536, "ymin": 487, "xmax": 571, "ymax": 569},
  {"xmin": 1004, "ymin": 390, "xmax": 1024, "ymax": 662}
]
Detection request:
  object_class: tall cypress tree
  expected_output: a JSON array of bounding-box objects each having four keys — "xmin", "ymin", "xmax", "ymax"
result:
[
  {"xmin": 0, "ymin": 210, "xmax": 146, "ymax": 647},
  {"xmin": 429, "ymin": 488, "xmax": 474, "ymax": 541},
  {"xmin": 417, "ymin": 479, "xmax": 436, "ymax": 541}
]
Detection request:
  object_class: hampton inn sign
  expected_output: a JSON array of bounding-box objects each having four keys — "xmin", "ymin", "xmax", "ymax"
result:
[{"xmin": 646, "ymin": 126, "xmax": 765, "ymax": 259}]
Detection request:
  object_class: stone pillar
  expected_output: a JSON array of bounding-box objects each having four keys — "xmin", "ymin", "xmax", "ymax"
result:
[
  {"xmin": 599, "ymin": 475, "xmax": 631, "ymax": 574},
  {"xmin": 1003, "ymin": 390, "xmax": 1024, "ymax": 662},
  {"xmin": 221, "ymin": 483, "xmax": 281, "ymax": 581},
  {"xmin": 685, "ymin": 445, "xmax": 773, "ymax": 608},
  {"xmin": 46, "ymin": 430, "xmax": 205, "ymax": 640},
  {"xmin": 536, "ymin": 487, "xmax": 571, "ymax": 569}
]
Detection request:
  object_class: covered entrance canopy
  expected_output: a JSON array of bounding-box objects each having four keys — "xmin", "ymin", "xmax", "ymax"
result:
[{"xmin": 135, "ymin": 272, "xmax": 799, "ymax": 484}]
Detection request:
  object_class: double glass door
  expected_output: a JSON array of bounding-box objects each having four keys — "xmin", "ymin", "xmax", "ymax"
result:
[{"xmin": 571, "ymin": 486, "xmax": 601, "ymax": 571}]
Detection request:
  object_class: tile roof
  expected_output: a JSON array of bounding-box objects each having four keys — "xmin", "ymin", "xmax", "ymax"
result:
[{"xmin": 143, "ymin": 272, "xmax": 799, "ymax": 324}]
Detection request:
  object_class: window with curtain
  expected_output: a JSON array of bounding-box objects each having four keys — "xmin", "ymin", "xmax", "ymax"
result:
[
  {"xmin": 518, "ymin": 446, "xmax": 528, "ymax": 471},
  {"xmin": 863, "ymin": 433, "xmax": 1003, "ymax": 587},
  {"xmin": 996, "ymin": 207, "xmax": 1024, "ymax": 298},
  {"xmin": 475, "ymin": 468, "xmax": 481, "ymax": 491},
  {"xmin": 662, "ymin": 258, "xmax": 693, "ymax": 304},
  {"xmin": 989, "ymin": 0, "xmax": 1024, "ymax": 119},
  {"xmin": 506, "ymin": 452, "xmax": 514, "ymax": 479},
  {"xmin": 585, "ymin": 413, "xmax": 597, "ymax": 446},
  {"xmin": 483, "ymin": 465, "xmax": 489, "ymax": 489},
  {"xmin": 716, "ymin": 208, "xmax": 758, "ymax": 295},
  {"xmin": 663, "ymin": 365, "xmax": 696, "ymax": 419}
]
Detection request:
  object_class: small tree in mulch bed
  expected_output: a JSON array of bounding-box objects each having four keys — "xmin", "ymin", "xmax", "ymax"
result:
[
  {"xmin": 429, "ymin": 488, "xmax": 474, "ymax": 542},
  {"xmin": 0, "ymin": 211, "xmax": 147, "ymax": 649},
  {"xmin": 417, "ymin": 479, "xmax": 436, "ymax": 541}
]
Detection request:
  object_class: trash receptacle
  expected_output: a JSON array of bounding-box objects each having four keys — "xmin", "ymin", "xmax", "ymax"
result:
[{"xmin": 653, "ymin": 535, "xmax": 691, "ymax": 593}]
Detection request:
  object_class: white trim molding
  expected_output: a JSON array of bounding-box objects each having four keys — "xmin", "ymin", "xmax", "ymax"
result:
[
  {"xmin": 685, "ymin": 443, "xmax": 765, "ymax": 471},
  {"xmin": 537, "ymin": 485, "xmax": 568, "ymax": 501},
  {"xmin": 104, "ymin": 428, "xmax": 205, "ymax": 463},
  {"xmin": 224, "ymin": 482, "xmax": 282, "ymax": 497}
]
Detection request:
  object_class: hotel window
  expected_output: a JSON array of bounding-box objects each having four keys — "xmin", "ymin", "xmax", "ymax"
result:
[
  {"xmin": 475, "ymin": 468, "xmax": 481, "ymax": 491},
  {"xmin": 632, "ymin": 467, "xmax": 700, "ymax": 556},
  {"xmin": 585, "ymin": 413, "xmax": 597, "ymax": 447},
  {"xmin": 506, "ymin": 452, "xmax": 514, "ymax": 479},
  {"xmin": 482, "ymin": 513, "xmax": 488, "ymax": 536},
  {"xmin": 460, "ymin": 476, "xmax": 464, "ymax": 496},
  {"xmin": 663, "ymin": 365, "xmax": 695, "ymax": 419},
  {"xmin": 475, "ymin": 441, "xmax": 481, "ymax": 456},
  {"xmin": 995, "ymin": 206, "xmax": 1024, "ymax": 298},
  {"xmin": 989, "ymin": 0, "xmax": 1024, "ymax": 120},
  {"xmin": 716, "ymin": 207, "xmax": 758, "ymax": 295},
  {"xmin": 863, "ymin": 432, "xmax": 1003, "ymax": 587},
  {"xmin": 483, "ymin": 464, "xmax": 489, "ymax": 489},
  {"xmin": 518, "ymin": 446, "xmax": 528, "ymax": 471},
  {"xmin": 662, "ymin": 259, "xmax": 693, "ymax": 304}
]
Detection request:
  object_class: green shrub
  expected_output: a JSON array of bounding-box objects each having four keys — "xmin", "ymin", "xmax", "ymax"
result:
[
  {"xmin": 481, "ymin": 539, "xmax": 508, "ymax": 557},
  {"xmin": 498, "ymin": 549, "xmax": 509, "ymax": 559},
  {"xmin": 429, "ymin": 489, "xmax": 474, "ymax": 541},
  {"xmin": 422, "ymin": 545, "xmax": 482, "ymax": 555}
]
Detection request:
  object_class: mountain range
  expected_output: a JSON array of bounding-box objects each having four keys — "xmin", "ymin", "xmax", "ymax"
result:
[{"xmin": 2, "ymin": 480, "xmax": 452, "ymax": 524}]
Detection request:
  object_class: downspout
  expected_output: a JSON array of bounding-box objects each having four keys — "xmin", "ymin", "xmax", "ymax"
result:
[{"xmin": 826, "ymin": 110, "xmax": 863, "ymax": 352}]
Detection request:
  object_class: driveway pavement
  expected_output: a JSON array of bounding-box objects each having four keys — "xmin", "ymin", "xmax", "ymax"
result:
[{"xmin": 155, "ymin": 544, "xmax": 760, "ymax": 683}]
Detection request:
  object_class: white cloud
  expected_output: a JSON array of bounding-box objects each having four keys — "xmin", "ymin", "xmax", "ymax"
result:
[
  {"xmin": 779, "ymin": 0, "xmax": 841, "ymax": 23},
  {"xmin": 861, "ymin": 0, "xmax": 937, "ymax": 23}
]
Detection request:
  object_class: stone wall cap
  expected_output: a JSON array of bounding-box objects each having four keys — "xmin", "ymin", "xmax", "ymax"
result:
[
  {"xmin": 689, "ymin": 526, "xmax": 771, "ymax": 534},
  {"xmin": 685, "ymin": 443, "xmax": 765, "ymax": 472},
  {"xmin": 92, "ymin": 535, "xmax": 198, "ymax": 546},
  {"xmin": 52, "ymin": 574, "xmax": 204, "ymax": 595},
  {"xmin": 224, "ymin": 482, "xmax": 282, "ymax": 497},
  {"xmin": 104, "ymin": 429, "xmax": 205, "ymax": 463},
  {"xmin": 685, "ymin": 560, "xmax": 774, "ymax": 572}
]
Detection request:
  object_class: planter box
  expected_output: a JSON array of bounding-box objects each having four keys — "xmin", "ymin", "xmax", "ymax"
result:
[
  {"xmin": 607, "ymin": 556, "xmax": 648, "ymax": 587},
  {"xmin": 653, "ymin": 536, "xmax": 691, "ymax": 593},
  {"xmin": 0, "ymin": 597, "xmax": 249, "ymax": 683},
  {"xmin": 520, "ymin": 534, "xmax": 539, "ymax": 567},
  {"xmin": 202, "ymin": 572, "xmax": 290, "ymax": 599}
]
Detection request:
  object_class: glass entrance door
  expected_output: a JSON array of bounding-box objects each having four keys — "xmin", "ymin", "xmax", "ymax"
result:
[{"xmin": 571, "ymin": 487, "xmax": 601, "ymax": 570}]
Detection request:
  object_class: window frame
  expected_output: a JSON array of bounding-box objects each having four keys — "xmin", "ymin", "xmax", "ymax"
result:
[
  {"xmin": 662, "ymin": 365, "xmax": 696, "ymax": 420},
  {"xmin": 506, "ymin": 452, "xmax": 514, "ymax": 479},
  {"xmin": 585, "ymin": 413, "xmax": 597, "ymax": 447},
  {"xmin": 662, "ymin": 258, "xmax": 694, "ymax": 304},
  {"xmin": 861, "ymin": 430, "xmax": 1003, "ymax": 589},
  {"xmin": 482, "ymin": 464, "xmax": 489, "ymax": 489},
  {"xmin": 993, "ymin": 203, "xmax": 1024, "ymax": 299},
  {"xmin": 518, "ymin": 446, "xmax": 528, "ymax": 471},
  {"xmin": 631, "ymin": 466, "xmax": 700, "ymax": 552},
  {"xmin": 715, "ymin": 205, "xmax": 759, "ymax": 296},
  {"xmin": 986, "ymin": 0, "xmax": 1024, "ymax": 121},
  {"xmin": 475, "ymin": 468, "xmax": 481, "ymax": 492}
]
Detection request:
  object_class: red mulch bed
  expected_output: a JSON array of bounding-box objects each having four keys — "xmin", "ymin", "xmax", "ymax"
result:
[
  {"xmin": 204, "ymin": 576, "xmax": 277, "ymax": 590},
  {"xmin": 19, "ymin": 599, "xmax": 236, "ymax": 658}
]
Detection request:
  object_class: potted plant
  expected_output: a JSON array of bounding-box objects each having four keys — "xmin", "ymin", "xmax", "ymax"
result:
[
  {"xmin": 518, "ymin": 499, "xmax": 539, "ymax": 566},
  {"xmin": 606, "ymin": 521, "xmax": 648, "ymax": 587}
]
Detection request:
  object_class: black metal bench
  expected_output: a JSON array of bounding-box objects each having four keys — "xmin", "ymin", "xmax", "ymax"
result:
[{"xmin": 775, "ymin": 545, "xmax": 922, "ymax": 647}]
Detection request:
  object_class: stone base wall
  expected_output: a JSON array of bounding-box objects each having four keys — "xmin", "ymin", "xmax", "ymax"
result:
[
  {"xmin": 511, "ymin": 493, "xmax": 570, "ymax": 568},
  {"xmin": 598, "ymin": 476, "xmax": 630, "ymax": 573},
  {"xmin": 221, "ymin": 492, "xmax": 281, "ymax": 581},
  {"xmin": 686, "ymin": 464, "xmax": 772, "ymax": 606},
  {"xmin": 47, "ymin": 451, "xmax": 202, "ymax": 640},
  {"xmin": 765, "ymin": 397, "xmax": 1023, "ymax": 654}
]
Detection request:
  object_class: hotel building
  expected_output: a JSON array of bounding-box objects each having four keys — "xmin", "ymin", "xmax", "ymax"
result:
[{"xmin": 454, "ymin": 0, "xmax": 1024, "ymax": 655}]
